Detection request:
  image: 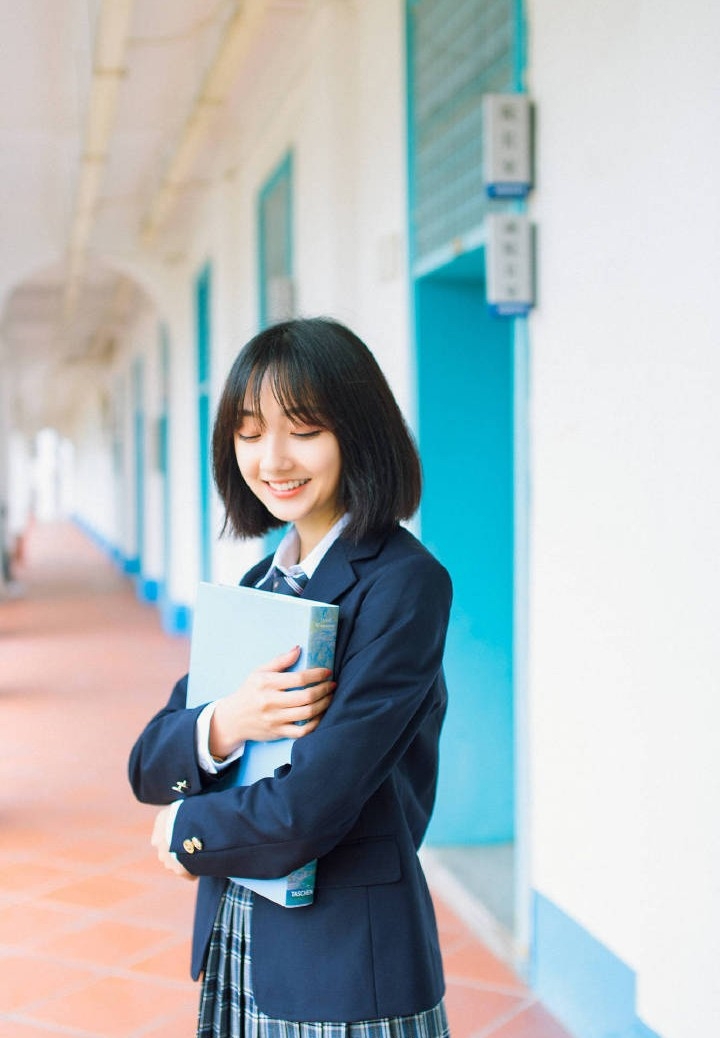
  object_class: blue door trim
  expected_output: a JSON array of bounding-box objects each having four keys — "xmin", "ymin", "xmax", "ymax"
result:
[
  {"xmin": 132, "ymin": 358, "xmax": 144, "ymax": 582},
  {"xmin": 196, "ymin": 262, "xmax": 212, "ymax": 582},
  {"xmin": 257, "ymin": 151, "xmax": 294, "ymax": 330}
]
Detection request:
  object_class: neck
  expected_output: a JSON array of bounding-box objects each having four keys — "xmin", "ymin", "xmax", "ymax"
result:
[{"xmin": 296, "ymin": 512, "xmax": 343, "ymax": 561}]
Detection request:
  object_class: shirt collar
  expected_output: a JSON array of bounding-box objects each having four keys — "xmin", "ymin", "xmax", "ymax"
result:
[{"xmin": 267, "ymin": 514, "xmax": 350, "ymax": 580}]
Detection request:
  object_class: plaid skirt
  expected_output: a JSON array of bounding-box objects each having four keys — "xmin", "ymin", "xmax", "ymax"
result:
[{"xmin": 197, "ymin": 882, "xmax": 450, "ymax": 1038}]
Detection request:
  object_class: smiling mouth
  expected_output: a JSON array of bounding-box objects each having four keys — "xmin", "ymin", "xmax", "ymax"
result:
[{"xmin": 266, "ymin": 479, "xmax": 310, "ymax": 492}]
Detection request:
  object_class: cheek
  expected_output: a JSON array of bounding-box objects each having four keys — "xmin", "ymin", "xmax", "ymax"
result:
[{"xmin": 233, "ymin": 443, "xmax": 254, "ymax": 479}]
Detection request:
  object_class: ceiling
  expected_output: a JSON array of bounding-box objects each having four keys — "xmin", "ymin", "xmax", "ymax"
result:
[{"xmin": 0, "ymin": 0, "xmax": 314, "ymax": 435}]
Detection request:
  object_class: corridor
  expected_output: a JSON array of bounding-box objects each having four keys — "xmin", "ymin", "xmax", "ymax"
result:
[{"xmin": 0, "ymin": 522, "xmax": 572, "ymax": 1038}]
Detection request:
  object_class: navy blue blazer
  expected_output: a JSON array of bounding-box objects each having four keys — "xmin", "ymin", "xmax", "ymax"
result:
[{"xmin": 128, "ymin": 524, "xmax": 451, "ymax": 1022}]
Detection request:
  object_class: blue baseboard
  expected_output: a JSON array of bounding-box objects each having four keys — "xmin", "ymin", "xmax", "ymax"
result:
[
  {"xmin": 72, "ymin": 515, "xmax": 113, "ymax": 559},
  {"xmin": 137, "ymin": 577, "xmax": 162, "ymax": 603},
  {"xmin": 632, "ymin": 1023, "xmax": 661, "ymax": 1038},
  {"xmin": 531, "ymin": 893, "xmax": 662, "ymax": 1038},
  {"xmin": 161, "ymin": 598, "xmax": 193, "ymax": 637},
  {"xmin": 72, "ymin": 518, "xmax": 188, "ymax": 633}
]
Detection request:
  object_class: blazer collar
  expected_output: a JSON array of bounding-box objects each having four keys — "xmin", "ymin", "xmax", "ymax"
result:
[{"xmin": 303, "ymin": 527, "xmax": 392, "ymax": 604}]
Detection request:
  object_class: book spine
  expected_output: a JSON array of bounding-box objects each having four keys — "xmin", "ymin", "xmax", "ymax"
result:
[
  {"xmin": 305, "ymin": 604, "xmax": 337, "ymax": 670},
  {"xmin": 279, "ymin": 606, "xmax": 337, "ymax": 903},
  {"xmin": 283, "ymin": 859, "xmax": 317, "ymax": 907},
  {"xmin": 274, "ymin": 606, "xmax": 337, "ymax": 902}
]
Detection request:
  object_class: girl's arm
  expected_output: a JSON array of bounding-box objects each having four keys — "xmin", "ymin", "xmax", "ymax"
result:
[
  {"xmin": 128, "ymin": 676, "xmax": 208, "ymax": 805},
  {"xmin": 128, "ymin": 658, "xmax": 335, "ymax": 805},
  {"xmin": 165, "ymin": 553, "xmax": 452, "ymax": 879}
]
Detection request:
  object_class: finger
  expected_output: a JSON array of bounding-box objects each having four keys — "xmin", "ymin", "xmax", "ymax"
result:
[
  {"xmin": 266, "ymin": 680, "xmax": 336, "ymax": 708},
  {"xmin": 151, "ymin": 813, "xmax": 169, "ymax": 851},
  {"xmin": 257, "ymin": 645, "xmax": 302, "ymax": 673},
  {"xmin": 274, "ymin": 667, "xmax": 334, "ymax": 692},
  {"xmin": 300, "ymin": 690, "xmax": 335, "ymax": 719},
  {"xmin": 280, "ymin": 715, "xmax": 322, "ymax": 738},
  {"xmin": 168, "ymin": 859, "xmax": 193, "ymax": 879},
  {"xmin": 297, "ymin": 666, "xmax": 335, "ymax": 687},
  {"xmin": 283, "ymin": 691, "xmax": 335, "ymax": 728}
]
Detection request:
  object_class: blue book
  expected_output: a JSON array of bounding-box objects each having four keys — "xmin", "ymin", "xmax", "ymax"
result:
[{"xmin": 186, "ymin": 581, "xmax": 338, "ymax": 907}]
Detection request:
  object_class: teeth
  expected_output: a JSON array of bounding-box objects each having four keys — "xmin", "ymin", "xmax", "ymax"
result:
[{"xmin": 268, "ymin": 479, "xmax": 309, "ymax": 491}]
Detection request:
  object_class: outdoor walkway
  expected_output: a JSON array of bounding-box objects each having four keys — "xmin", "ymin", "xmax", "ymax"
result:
[{"xmin": 0, "ymin": 522, "xmax": 573, "ymax": 1038}]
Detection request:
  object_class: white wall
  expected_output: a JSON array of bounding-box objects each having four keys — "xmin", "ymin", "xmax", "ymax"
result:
[
  {"xmin": 527, "ymin": 1, "xmax": 720, "ymax": 1035},
  {"xmin": 70, "ymin": 392, "xmax": 116, "ymax": 544},
  {"xmin": 194, "ymin": 0, "xmax": 411, "ymax": 587},
  {"xmin": 7, "ymin": 431, "xmax": 33, "ymax": 542},
  {"xmin": 161, "ymin": 268, "xmax": 201, "ymax": 609}
]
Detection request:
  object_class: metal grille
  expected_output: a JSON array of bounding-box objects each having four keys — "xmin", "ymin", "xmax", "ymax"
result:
[{"xmin": 409, "ymin": 0, "xmax": 519, "ymax": 262}]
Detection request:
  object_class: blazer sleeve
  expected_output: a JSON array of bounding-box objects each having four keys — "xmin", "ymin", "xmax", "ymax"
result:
[
  {"xmin": 168, "ymin": 552, "xmax": 452, "ymax": 879},
  {"xmin": 127, "ymin": 553, "xmax": 274, "ymax": 804},
  {"xmin": 128, "ymin": 675, "xmax": 221, "ymax": 804}
]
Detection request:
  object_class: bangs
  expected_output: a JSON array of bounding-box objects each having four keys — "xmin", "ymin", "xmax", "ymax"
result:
[{"xmin": 237, "ymin": 356, "xmax": 329, "ymax": 429}]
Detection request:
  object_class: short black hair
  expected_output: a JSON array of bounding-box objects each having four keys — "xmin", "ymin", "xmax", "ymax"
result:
[{"xmin": 212, "ymin": 317, "xmax": 422, "ymax": 543}]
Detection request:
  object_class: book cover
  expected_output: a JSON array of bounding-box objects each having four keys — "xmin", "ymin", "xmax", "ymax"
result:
[{"xmin": 186, "ymin": 581, "xmax": 338, "ymax": 907}]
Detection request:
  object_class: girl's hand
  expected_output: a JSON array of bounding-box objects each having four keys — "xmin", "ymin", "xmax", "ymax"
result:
[
  {"xmin": 209, "ymin": 645, "xmax": 336, "ymax": 760},
  {"xmin": 151, "ymin": 806, "xmax": 197, "ymax": 881}
]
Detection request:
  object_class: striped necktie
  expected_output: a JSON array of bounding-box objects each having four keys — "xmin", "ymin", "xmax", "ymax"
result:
[{"xmin": 259, "ymin": 566, "xmax": 308, "ymax": 597}]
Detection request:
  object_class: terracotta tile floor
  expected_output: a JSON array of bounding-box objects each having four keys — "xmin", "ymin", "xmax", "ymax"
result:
[{"xmin": 0, "ymin": 522, "xmax": 573, "ymax": 1038}]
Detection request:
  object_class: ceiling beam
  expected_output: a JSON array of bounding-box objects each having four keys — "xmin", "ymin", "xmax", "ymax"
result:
[
  {"xmin": 140, "ymin": 0, "xmax": 270, "ymax": 246},
  {"xmin": 63, "ymin": 0, "xmax": 136, "ymax": 320}
]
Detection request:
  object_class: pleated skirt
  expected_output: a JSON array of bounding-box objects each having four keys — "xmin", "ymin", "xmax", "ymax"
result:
[{"xmin": 197, "ymin": 882, "xmax": 450, "ymax": 1038}]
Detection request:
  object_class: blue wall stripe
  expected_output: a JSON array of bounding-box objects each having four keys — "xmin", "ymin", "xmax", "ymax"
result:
[{"xmin": 531, "ymin": 892, "xmax": 663, "ymax": 1038}]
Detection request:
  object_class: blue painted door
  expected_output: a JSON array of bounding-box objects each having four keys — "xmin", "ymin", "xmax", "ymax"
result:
[{"xmin": 416, "ymin": 253, "xmax": 515, "ymax": 844}]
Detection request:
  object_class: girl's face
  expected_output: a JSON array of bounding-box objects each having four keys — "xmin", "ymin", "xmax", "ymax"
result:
[{"xmin": 234, "ymin": 377, "xmax": 343, "ymax": 557}]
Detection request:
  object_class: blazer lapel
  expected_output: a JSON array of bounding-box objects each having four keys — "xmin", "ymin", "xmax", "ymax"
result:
[{"xmin": 303, "ymin": 528, "xmax": 390, "ymax": 604}]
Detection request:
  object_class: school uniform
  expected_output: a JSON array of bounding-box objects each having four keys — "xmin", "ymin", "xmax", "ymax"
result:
[{"xmin": 128, "ymin": 522, "xmax": 452, "ymax": 1028}]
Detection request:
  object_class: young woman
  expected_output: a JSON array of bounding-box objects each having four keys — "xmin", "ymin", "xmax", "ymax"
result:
[{"xmin": 128, "ymin": 317, "xmax": 453, "ymax": 1037}]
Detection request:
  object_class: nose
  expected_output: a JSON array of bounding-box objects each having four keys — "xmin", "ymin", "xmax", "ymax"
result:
[{"xmin": 259, "ymin": 432, "xmax": 293, "ymax": 475}]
